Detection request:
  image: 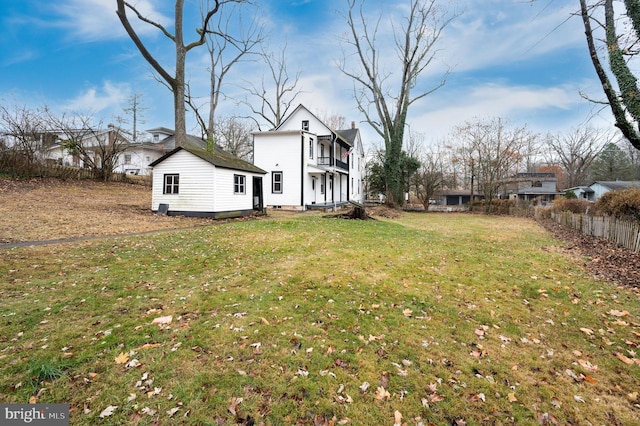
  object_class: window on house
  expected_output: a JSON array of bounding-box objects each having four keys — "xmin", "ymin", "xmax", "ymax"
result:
[
  {"xmin": 302, "ymin": 120, "xmax": 309, "ymax": 131},
  {"xmin": 153, "ymin": 134, "xmax": 159, "ymax": 142},
  {"xmin": 272, "ymin": 171, "xmax": 283, "ymax": 193},
  {"xmin": 532, "ymin": 181, "xmax": 542, "ymax": 188},
  {"xmin": 309, "ymin": 138, "xmax": 314, "ymax": 159},
  {"xmin": 320, "ymin": 144, "xmax": 325, "ymax": 159},
  {"xmin": 320, "ymin": 175, "xmax": 324, "ymax": 194},
  {"xmin": 124, "ymin": 154, "xmax": 132, "ymax": 164},
  {"xmin": 164, "ymin": 174, "xmax": 179, "ymax": 194},
  {"xmin": 145, "ymin": 156, "xmax": 150, "ymax": 162},
  {"xmin": 234, "ymin": 174, "xmax": 246, "ymax": 194}
]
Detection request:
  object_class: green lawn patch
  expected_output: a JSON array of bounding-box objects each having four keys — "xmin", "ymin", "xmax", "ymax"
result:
[{"xmin": 1, "ymin": 212, "xmax": 639, "ymax": 425}]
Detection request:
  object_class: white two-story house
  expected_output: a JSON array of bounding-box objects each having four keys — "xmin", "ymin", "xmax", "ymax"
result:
[{"xmin": 252, "ymin": 104, "xmax": 365, "ymax": 211}]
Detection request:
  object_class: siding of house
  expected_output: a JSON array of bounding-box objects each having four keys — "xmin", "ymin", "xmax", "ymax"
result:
[
  {"xmin": 151, "ymin": 150, "xmax": 216, "ymax": 212},
  {"xmin": 214, "ymin": 168, "xmax": 256, "ymax": 212},
  {"xmin": 253, "ymin": 131, "xmax": 303, "ymax": 209}
]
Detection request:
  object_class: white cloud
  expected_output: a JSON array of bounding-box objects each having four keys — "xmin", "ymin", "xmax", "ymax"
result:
[
  {"xmin": 65, "ymin": 81, "xmax": 130, "ymax": 117},
  {"xmin": 409, "ymin": 82, "xmax": 586, "ymax": 141},
  {"xmin": 50, "ymin": 0, "xmax": 171, "ymax": 42}
]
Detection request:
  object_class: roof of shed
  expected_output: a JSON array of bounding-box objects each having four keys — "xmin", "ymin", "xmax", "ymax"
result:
[{"xmin": 149, "ymin": 146, "xmax": 266, "ymax": 174}]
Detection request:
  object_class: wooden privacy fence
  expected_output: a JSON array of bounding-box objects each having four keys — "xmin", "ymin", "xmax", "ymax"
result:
[{"xmin": 550, "ymin": 211, "xmax": 640, "ymax": 253}]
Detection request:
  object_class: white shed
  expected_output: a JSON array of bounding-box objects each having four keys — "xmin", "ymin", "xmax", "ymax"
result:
[{"xmin": 149, "ymin": 146, "xmax": 267, "ymax": 219}]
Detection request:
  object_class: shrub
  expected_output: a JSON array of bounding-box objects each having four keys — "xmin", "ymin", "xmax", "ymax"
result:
[
  {"xmin": 550, "ymin": 197, "xmax": 591, "ymax": 214},
  {"xmin": 593, "ymin": 188, "xmax": 640, "ymax": 221}
]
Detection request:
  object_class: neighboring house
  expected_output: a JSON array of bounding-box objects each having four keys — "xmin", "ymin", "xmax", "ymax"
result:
[
  {"xmin": 565, "ymin": 186, "xmax": 594, "ymax": 200},
  {"xmin": 252, "ymin": 104, "xmax": 365, "ymax": 211},
  {"xmin": 43, "ymin": 127, "xmax": 207, "ymax": 176},
  {"xmin": 587, "ymin": 181, "xmax": 640, "ymax": 201},
  {"xmin": 149, "ymin": 146, "xmax": 266, "ymax": 219},
  {"xmin": 502, "ymin": 172, "xmax": 560, "ymax": 203},
  {"xmin": 42, "ymin": 125, "xmax": 131, "ymax": 169},
  {"xmin": 113, "ymin": 127, "xmax": 208, "ymax": 176},
  {"xmin": 435, "ymin": 189, "xmax": 474, "ymax": 206}
]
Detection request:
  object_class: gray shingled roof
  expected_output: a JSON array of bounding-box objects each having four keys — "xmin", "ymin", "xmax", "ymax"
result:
[
  {"xmin": 149, "ymin": 146, "xmax": 266, "ymax": 174},
  {"xmin": 592, "ymin": 181, "xmax": 640, "ymax": 191}
]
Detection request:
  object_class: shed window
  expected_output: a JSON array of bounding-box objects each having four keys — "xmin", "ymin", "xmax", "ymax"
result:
[
  {"xmin": 234, "ymin": 174, "xmax": 246, "ymax": 194},
  {"xmin": 302, "ymin": 120, "xmax": 309, "ymax": 131},
  {"xmin": 164, "ymin": 174, "xmax": 179, "ymax": 194},
  {"xmin": 272, "ymin": 171, "xmax": 283, "ymax": 194}
]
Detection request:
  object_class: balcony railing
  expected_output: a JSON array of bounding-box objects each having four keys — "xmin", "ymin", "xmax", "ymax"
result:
[
  {"xmin": 318, "ymin": 156, "xmax": 332, "ymax": 166},
  {"xmin": 335, "ymin": 159, "xmax": 348, "ymax": 171},
  {"xmin": 317, "ymin": 156, "xmax": 348, "ymax": 171}
]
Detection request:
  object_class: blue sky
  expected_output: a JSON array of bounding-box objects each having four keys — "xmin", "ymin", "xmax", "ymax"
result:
[{"xmin": 0, "ymin": 0, "xmax": 612, "ymax": 150}]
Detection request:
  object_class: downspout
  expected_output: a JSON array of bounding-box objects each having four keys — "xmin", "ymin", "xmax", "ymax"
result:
[{"xmin": 301, "ymin": 133, "xmax": 305, "ymax": 208}]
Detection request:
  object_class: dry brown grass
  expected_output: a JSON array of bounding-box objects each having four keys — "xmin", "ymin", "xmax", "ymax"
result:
[{"xmin": 0, "ymin": 177, "xmax": 210, "ymax": 243}]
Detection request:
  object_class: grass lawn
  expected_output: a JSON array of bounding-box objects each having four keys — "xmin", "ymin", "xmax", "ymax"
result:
[{"xmin": 1, "ymin": 212, "xmax": 639, "ymax": 425}]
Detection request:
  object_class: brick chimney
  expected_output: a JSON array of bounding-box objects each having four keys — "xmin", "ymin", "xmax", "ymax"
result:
[
  {"xmin": 351, "ymin": 121, "xmax": 355, "ymax": 129},
  {"xmin": 108, "ymin": 124, "xmax": 115, "ymax": 145}
]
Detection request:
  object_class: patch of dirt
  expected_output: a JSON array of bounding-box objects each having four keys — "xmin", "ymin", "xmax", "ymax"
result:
[
  {"xmin": 537, "ymin": 219, "xmax": 640, "ymax": 290},
  {"xmin": 367, "ymin": 205, "xmax": 403, "ymax": 219},
  {"xmin": 0, "ymin": 177, "xmax": 213, "ymax": 244}
]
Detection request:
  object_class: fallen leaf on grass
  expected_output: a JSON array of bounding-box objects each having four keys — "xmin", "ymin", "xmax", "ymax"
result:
[
  {"xmin": 574, "ymin": 395, "xmax": 585, "ymax": 403},
  {"xmin": 609, "ymin": 310, "xmax": 630, "ymax": 317},
  {"xmin": 375, "ymin": 386, "xmax": 390, "ymax": 401},
  {"xmin": 507, "ymin": 393, "xmax": 518, "ymax": 402},
  {"xmin": 166, "ymin": 407, "xmax": 180, "ymax": 417},
  {"xmin": 579, "ymin": 328, "xmax": 593, "ymax": 336},
  {"xmin": 394, "ymin": 410, "xmax": 402, "ymax": 426},
  {"xmin": 115, "ymin": 352, "xmax": 129, "ymax": 364},
  {"xmin": 228, "ymin": 397, "xmax": 243, "ymax": 416},
  {"xmin": 578, "ymin": 359, "xmax": 598, "ymax": 372},
  {"xmin": 99, "ymin": 405, "xmax": 117, "ymax": 418},
  {"xmin": 141, "ymin": 407, "xmax": 156, "ymax": 416},
  {"xmin": 135, "ymin": 343, "xmax": 161, "ymax": 351},
  {"xmin": 152, "ymin": 315, "xmax": 172, "ymax": 325},
  {"xmin": 615, "ymin": 352, "xmax": 635, "ymax": 365}
]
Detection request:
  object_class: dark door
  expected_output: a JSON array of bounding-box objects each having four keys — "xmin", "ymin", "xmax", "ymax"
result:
[{"xmin": 252, "ymin": 177, "xmax": 263, "ymax": 210}]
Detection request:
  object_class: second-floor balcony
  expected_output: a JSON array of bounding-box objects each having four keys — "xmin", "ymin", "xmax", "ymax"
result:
[{"xmin": 317, "ymin": 156, "xmax": 348, "ymax": 172}]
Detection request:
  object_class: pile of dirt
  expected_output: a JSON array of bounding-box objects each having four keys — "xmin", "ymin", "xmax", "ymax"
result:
[{"xmin": 537, "ymin": 219, "xmax": 640, "ymax": 291}]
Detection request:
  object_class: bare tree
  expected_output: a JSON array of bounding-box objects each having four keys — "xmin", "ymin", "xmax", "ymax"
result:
[
  {"xmin": 214, "ymin": 116, "xmax": 253, "ymax": 161},
  {"xmin": 0, "ymin": 104, "xmax": 48, "ymax": 165},
  {"xmin": 412, "ymin": 143, "xmax": 451, "ymax": 209},
  {"xmin": 120, "ymin": 93, "xmax": 147, "ymax": 143},
  {"xmin": 242, "ymin": 43, "xmax": 304, "ymax": 130},
  {"xmin": 454, "ymin": 118, "xmax": 532, "ymax": 212},
  {"xmin": 339, "ymin": 0, "xmax": 457, "ymax": 206},
  {"xmin": 45, "ymin": 110, "xmax": 129, "ymax": 181},
  {"xmin": 544, "ymin": 127, "xmax": 611, "ymax": 187},
  {"xmin": 579, "ymin": 0, "xmax": 640, "ymax": 149},
  {"xmin": 115, "ymin": 0, "xmax": 226, "ymax": 147},
  {"xmin": 186, "ymin": 2, "xmax": 264, "ymax": 146}
]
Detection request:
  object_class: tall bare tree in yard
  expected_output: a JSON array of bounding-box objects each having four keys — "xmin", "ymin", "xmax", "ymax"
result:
[
  {"xmin": 242, "ymin": 43, "xmax": 304, "ymax": 130},
  {"xmin": 115, "ymin": 0, "xmax": 227, "ymax": 148},
  {"xmin": 185, "ymin": 2, "xmax": 264, "ymax": 145},
  {"xmin": 339, "ymin": 0, "xmax": 457, "ymax": 206},
  {"xmin": 579, "ymin": 0, "xmax": 640, "ymax": 150}
]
